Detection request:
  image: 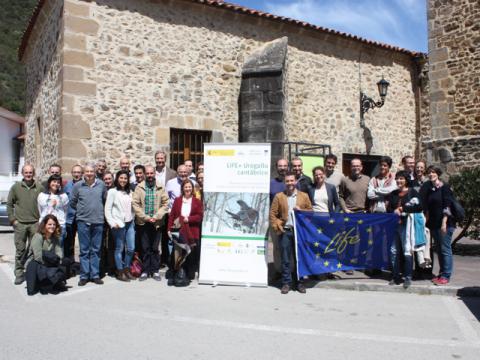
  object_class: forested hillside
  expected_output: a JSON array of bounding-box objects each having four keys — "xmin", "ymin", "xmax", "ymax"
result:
[{"xmin": 0, "ymin": 0, "xmax": 38, "ymax": 114}]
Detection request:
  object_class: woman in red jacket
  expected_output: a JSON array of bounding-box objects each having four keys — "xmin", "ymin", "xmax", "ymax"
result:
[{"xmin": 167, "ymin": 179, "xmax": 203, "ymax": 286}]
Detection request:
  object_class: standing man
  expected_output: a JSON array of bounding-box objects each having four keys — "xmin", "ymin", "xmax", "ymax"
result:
[
  {"xmin": 155, "ymin": 150, "xmax": 177, "ymax": 265},
  {"xmin": 41, "ymin": 163, "xmax": 63, "ymax": 189},
  {"xmin": 269, "ymin": 158, "xmax": 289, "ymax": 280},
  {"xmin": 7, "ymin": 164, "xmax": 44, "ymax": 284},
  {"xmin": 95, "ymin": 159, "xmax": 107, "ymax": 180},
  {"xmin": 119, "ymin": 157, "xmax": 131, "ymax": 173},
  {"xmin": 401, "ymin": 155, "xmax": 415, "ymax": 182},
  {"xmin": 165, "ymin": 165, "xmax": 192, "ymax": 209},
  {"xmin": 367, "ymin": 156, "xmax": 397, "ymax": 213},
  {"xmin": 131, "ymin": 164, "xmax": 145, "ymax": 191},
  {"xmin": 70, "ymin": 163, "xmax": 107, "ymax": 286},
  {"xmin": 269, "ymin": 158, "xmax": 288, "ymax": 203},
  {"xmin": 132, "ymin": 165, "xmax": 169, "ymax": 281},
  {"xmin": 291, "ymin": 157, "xmax": 313, "ymax": 193},
  {"xmin": 324, "ymin": 154, "xmax": 344, "ymax": 193},
  {"xmin": 155, "ymin": 150, "xmax": 177, "ymax": 188},
  {"xmin": 184, "ymin": 159, "xmax": 196, "ymax": 181},
  {"xmin": 63, "ymin": 164, "xmax": 84, "ymax": 262},
  {"xmin": 131, "ymin": 164, "xmax": 146, "ymax": 254},
  {"xmin": 270, "ymin": 172, "xmax": 312, "ymax": 294},
  {"xmin": 119, "ymin": 156, "xmax": 136, "ymax": 183},
  {"xmin": 339, "ymin": 158, "xmax": 371, "ymax": 214}
]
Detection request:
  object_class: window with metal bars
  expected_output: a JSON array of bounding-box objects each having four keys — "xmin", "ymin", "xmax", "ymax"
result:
[{"xmin": 169, "ymin": 128, "xmax": 212, "ymax": 171}]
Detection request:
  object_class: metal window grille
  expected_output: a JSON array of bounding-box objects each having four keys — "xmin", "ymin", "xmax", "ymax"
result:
[{"xmin": 170, "ymin": 128, "xmax": 212, "ymax": 171}]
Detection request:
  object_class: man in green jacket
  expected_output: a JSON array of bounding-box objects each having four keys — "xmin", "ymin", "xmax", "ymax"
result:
[{"xmin": 7, "ymin": 164, "xmax": 44, "ymax": 284}]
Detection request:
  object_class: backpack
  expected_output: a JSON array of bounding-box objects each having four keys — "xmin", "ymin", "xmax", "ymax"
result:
[
  {"xmin": 450, "ymin": 197, "xmax": 465, "ymax": 223},
  {"xmin": 442, "ymin": 185, "xmax": 465, "ymax": 223},
  {"xmin": 130, "ymin": 252, "xmax": 143, "ymax": 277}
]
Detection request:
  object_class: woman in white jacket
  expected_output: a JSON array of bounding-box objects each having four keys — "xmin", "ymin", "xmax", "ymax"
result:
[
  {"xmin": 105, "ymin": 170, "xmax": 135, "ymax": 282},
  {"xmin": 37, "ymin": 175, "xmax": 69, "ymax": 246}
]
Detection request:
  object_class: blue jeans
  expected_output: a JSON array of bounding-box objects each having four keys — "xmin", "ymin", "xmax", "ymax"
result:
[
  {"xmin": 111, "ymin": 221, "xmax": 135, "ymax": 270},
  {"xmin": 279, "ymin": 229, "xmax": 301, "ymax": 286},
  {"xmin": 431, "ymin": 226, "xmax": 454, "ymax": 279},
  {"xmin": 390, "ymin": 226, "xmax": 413, "ymax": 281},
  {"xmin": 77, "ymin": 221, "xmax": 104, "ymax": 280}
]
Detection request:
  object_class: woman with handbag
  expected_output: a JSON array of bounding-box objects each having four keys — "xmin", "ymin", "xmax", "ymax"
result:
[
  {"xmin": 420, "ymin": 165, "xmax": 455, "ymax": 285},
  {"xmin": 25, "ymin": 214, "xmax": 69, "ymax": 295},
  {"xmin": 167, "ymin": 179, "xmax": 203, "ymax": 286},
  {"xmin": 105, "ymin": 170, "xmax": 136, "ymax": 282}
]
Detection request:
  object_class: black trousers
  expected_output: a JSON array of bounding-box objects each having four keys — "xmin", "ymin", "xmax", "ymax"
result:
[
  {"xmin": 141, "ymin": 223, "xmax": 161, "ymax": 274},
  {"xmin": 25, "ymin": 259, "xmax": 69, "ymax": 296},
  {"xmin": 134, "ymin": 223, "xmax": 143, "ymax": 256},
  {"xmin": 160, "ymin": 215, "xmax": 170, "ymax": 266},
  {"xmin": 64, "ymin": 221, "xmax": 78, "ymax": 260},
  {"xmin": 100, "ymin": 224, "xmax": 115, "ymax": 276}
]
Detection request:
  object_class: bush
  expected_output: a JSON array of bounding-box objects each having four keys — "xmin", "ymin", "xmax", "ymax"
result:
[{"xmin": 449, "ymin": 166, "xmax": 480, "ymax": 243}]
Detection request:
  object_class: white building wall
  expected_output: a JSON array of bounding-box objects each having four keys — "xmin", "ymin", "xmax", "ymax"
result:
[{"xmin": 0, "ymin": 119, "xmax": 21, "ymax": 175}]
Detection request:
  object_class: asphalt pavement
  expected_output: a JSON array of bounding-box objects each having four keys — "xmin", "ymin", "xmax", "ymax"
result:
[{"xmin": 1, "ymin": 230, "xmax": 480, "ymax": 360}]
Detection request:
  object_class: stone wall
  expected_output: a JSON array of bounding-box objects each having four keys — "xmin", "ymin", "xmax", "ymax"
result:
[
  {"xmin": 425, "ymin": 0, "xmax": 480, "ymax": 173},
  {"xmin": 24, "ymin": 0, "xmax": 423, "ymax": 173},
  {"xmin": 23, "ymin": 0, "xmax": 64, "ymax": 176},
  {"xmin": 284, "ymin": 29, "xmax": 418, "ymax": 168}
]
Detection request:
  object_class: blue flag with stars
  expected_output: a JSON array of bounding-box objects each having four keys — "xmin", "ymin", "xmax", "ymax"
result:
[{"xmin": 294, "ymin": 211, "xmax": 399, "ymax": 277}]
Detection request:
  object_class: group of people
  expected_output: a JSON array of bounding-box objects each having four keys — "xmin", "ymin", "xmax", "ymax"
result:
[
  {"xmin": 269, "ymin": 154, "xmax": 457, "ymax": 294},
  {"xmin": 7, "ymin": 151, "xmax": 205, "ymax": 295},
  {"xmin": 7, "ymin": 150, "xmax": 457, "ymax": 296}
]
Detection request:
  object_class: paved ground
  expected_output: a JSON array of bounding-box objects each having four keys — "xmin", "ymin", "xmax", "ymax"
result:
[{"xmin": 1, "ymin": 230, "xmax": 480, "ymax": 359}]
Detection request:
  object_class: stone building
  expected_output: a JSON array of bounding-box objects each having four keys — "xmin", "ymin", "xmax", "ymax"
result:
[
  {"xmin": 423, "ymin": 0, "xmax": 480, "ymax": 173},
  {"xmin": 20, "ymin": 0, "xmax": 427, "ymax": 176}
]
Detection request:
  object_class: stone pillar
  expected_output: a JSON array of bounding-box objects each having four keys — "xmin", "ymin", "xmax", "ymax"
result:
[
  {"xmin": 239, "ymin": 37, "xmax": 288, "ymax": 171},
  {"xmin": 425, "ymin": 0, "xmax": 480, "ymax": 173},
  {"xmin": 59, "ymin": 0, "xmax": 98, "ymax": 171}
]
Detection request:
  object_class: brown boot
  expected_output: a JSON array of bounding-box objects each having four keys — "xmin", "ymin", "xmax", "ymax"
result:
[
  {"xmin": 124, "ymin": 268, "xmax": 136, "ymax": 281},
  {"xmin": 116, "ymin": 270, "xmax": 130, "ymax": 282}
]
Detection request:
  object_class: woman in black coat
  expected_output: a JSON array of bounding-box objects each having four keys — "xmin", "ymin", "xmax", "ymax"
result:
[{"xmin": 420, "ymin": 166, "xmax": 455, "ymax": 286}]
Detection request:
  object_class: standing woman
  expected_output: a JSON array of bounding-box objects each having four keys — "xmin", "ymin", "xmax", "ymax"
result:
[
  {"xmin": 307, "ymin": 166, "xmax": 340, "ymax": 213},
  {"xmin": 194, "ymin": 171, "xmax": 204, "ymax": 201},
  {"xmin": 167, "ymin": 179, "xmax": 203, "ymax": 286},
  {"xmin": 101, "ymin": 170, "xmax": 115, "ymax": 276},
  {"xmin": 105, "ymin": 170, "xmax": 136, "ymax": 282},
  {"xmin": 25, "ymin": 214, "xmax": 67, "ymax": 295},
  {"xmin": 37, "ymin": 174, "xmax": 69, "ymax": 246},
  {"xmin": 388, "ymin": 171, "xmax": 423, "ymax": 288},
  {"xmin": 421, "ymin": 166, "xmax": 455, "ymax": 285}
]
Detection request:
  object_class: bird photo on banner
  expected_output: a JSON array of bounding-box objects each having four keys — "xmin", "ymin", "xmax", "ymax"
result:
[{"xmin": 294, "ymin": 211, "xmax": 399, "ymax": 277}]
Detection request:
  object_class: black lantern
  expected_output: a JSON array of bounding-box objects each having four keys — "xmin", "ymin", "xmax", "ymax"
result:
[
  {"xmin": 360, "ymin": 77, "xmax": 390, "ymax": 127},
  {"xmin": 377, "ymin": 77, "xmax": 389, "ymax": 98}
]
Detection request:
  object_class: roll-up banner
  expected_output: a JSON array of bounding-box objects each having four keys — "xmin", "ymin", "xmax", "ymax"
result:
[{"xmin": 199, "ymin": 143, "xmax": 271, "ymax": 286}]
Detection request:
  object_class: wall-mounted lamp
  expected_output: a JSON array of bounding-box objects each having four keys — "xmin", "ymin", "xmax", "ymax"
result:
[{"xmin": 360, "ymin": 77, "xmax": 389, "ymax": 127}]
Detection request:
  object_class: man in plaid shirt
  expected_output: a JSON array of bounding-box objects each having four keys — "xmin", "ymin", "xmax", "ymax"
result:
[{"xmin": 132, "ymin": 165, "xmax": 169, "ymax": 281}]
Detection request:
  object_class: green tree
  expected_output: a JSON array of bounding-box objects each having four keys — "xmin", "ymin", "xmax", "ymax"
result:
[
  {"xmin": 449, "ymin": 167, "xmax": 480, "ymax": 245},
  {"xmin": 0, "ymin": 0, "xmax": 38, "ymax": 114}
]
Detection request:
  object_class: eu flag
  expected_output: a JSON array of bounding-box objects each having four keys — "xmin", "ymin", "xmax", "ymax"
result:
[{"xmin": 294, "ymin": 211, "xmax": 399, "ymax": 277}]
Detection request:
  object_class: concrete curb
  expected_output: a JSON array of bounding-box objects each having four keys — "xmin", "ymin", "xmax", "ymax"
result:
[{"xmin": 310, "ymin": 280, "xmax": 480, "ymax": 297}]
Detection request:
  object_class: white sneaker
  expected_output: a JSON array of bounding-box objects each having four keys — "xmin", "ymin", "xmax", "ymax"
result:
[
  {"xmin": 139, "ymin": 272, "xmax": 148, "ymax": 281},
  {"xmin": 152, "ymin": 272, "xmax": 161, "ymax": 281}
]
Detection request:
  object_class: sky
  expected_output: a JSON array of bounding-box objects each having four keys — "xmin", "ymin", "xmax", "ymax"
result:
[{"xmin": 230, "ymin": 0, "xmax": 428, "ymax": 53}]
